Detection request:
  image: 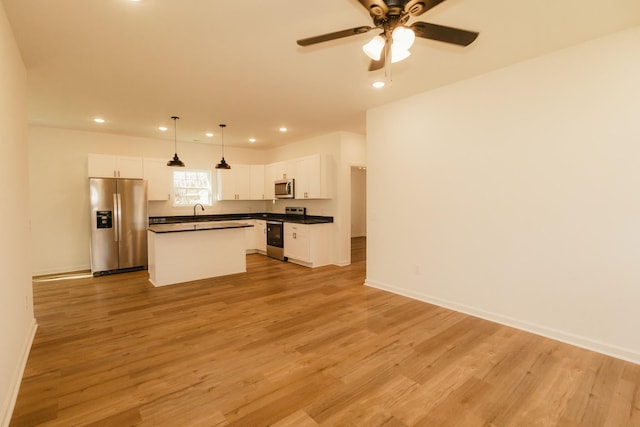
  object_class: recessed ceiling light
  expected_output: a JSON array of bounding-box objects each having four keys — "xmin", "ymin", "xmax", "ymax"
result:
[
  {"xmin": 206, "ymin": 132, "xmax": 214, "ymax": 138},
  {"xmin": 279, "ymin": 127, "xmax": 288, "ymax": 132},
  {"xmin": 249, "ymin": 138, "xmax": 256, "ymax": 143},
  {"xmin": 93, "ymin": 117, "xmax": 105, "ymax": 123},
  {"xmin": 159, "ymin": 126, "xmax": 168, "ymax": 132},
  {"xmin": 372, "ymin": 81, "xmax": 385, "ymax": 89}
]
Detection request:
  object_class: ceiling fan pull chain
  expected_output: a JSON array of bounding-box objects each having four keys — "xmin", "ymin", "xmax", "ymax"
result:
[{"xmin": 385, "ymin": 38, "xmax": 392, "ymax": 85}]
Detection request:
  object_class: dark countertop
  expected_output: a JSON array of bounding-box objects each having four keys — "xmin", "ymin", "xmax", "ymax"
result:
[
  {"xmin": 149, "ymin": 212, "xmax": 333, "ymax": 225},
  {"xmin": 149, "ymin": 221, "xmax": 254, "ymax": 234}
]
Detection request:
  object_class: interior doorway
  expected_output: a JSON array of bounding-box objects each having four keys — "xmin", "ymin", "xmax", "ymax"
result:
[{"xmin": 350, "ymin": 166, "xmax": 367, "ymax": 264}]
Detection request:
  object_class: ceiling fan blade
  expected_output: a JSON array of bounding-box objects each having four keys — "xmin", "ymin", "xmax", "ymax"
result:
[
  {"xmin": 296, "ymin": 26, "xmax": 373, "ymax": 46},
  {"xmin": 404, "ymin": 0, "xmax": 447, "ymax": 17},
  {"xmin": 410, "ymin": 21, "xmax": 479, "ymax": 46}
]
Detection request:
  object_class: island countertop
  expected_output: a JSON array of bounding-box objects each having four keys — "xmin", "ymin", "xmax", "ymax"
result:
[
  {"xmin": 148, "ymin": 221, "xmax": 254, "ymax": 234},
  {"xmin": 149, "ymin": 212, "xmax": 333, "ymax": 225}
]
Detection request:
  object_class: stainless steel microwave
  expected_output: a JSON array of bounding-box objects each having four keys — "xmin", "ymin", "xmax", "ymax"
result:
[{"xmin": 274, "ymin": 179, "xmax": 294, "ymax": 199}]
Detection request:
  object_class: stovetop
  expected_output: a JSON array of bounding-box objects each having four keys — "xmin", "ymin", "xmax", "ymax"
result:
[{"xmin": 285, "ymin": 206, "xmax": 306, "ymax": 217}]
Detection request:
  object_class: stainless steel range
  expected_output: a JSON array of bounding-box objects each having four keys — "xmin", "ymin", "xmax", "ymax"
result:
[
  {"xmin": 266, "ymin": 220, "xmax": 285, "ymax": 260},
  {"xmin": 266, "ymin": 207, "xmax": 306, "ymax": 261}
]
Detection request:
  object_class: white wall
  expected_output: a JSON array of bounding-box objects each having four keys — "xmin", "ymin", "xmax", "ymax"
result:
[
  {"xmin": 28, "ymin": 127, "xmax": 365, "ymax": 274},
  {"xmin": 0, "ymin": 4, "xmax": 36, "ymax": 425},
  {"xmin": 366, "ymin": 26, "xmax": 640, "ymax": 364}
]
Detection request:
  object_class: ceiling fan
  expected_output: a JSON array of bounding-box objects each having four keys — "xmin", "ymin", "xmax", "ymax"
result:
[{"xmin": 296, "ymin": 0, "xmax": 479, "ymax": 71}]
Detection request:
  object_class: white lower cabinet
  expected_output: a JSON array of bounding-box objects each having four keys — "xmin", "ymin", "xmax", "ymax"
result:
[
  {"xmin": 284, "ymin": 222, "xmax": 332, "ymax": 267},
  {"xmin": 254, "ymin": 220, "xmax": 267, "ymax": 253},
  {"xmin": 243, "ymin": 220, "xmax": 256, "ymax": 252},
  {"xmin": 284, "ymin": 223, "xmax": 310, "ymax": 262}
]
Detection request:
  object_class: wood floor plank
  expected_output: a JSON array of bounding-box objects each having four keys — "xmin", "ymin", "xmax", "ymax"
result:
[{"xmin": 10, "ymin": 237, "xmax": 640, "ymax": 426}]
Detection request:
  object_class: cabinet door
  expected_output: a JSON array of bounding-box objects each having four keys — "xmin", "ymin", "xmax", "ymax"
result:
[
  {"xmin": 235, "ymin": 165, "xmax": 251, "ymax": 200},
  {"xmin": 88, "ymin": 154, "xmax": 118, "ymax": 178},
  {"xmin": 117, "ymin": 156, "xmax": 144, "ymax": 178},
  {"xmin": 250, "ymin": 165, "xmax": 265, "ymax": 200},
  {"xmin": 292, "ymin": 155, "xmax": 329, "ymax": 199},
  {"xmin": 88, "ymin": 154, "xmax": 143, "ymax": 178},
  {"xmin": 254, "ymin": 220, "xmax": 266, "ymax": 252},
  {"xmin": 244, "ymin": 220, "xmax": 256, "ymax": 251},
  {"xmin": 284, "ymin": 223, "xmax": 310, "ymax": 262},
  {"xmin": 217, "ymin": 169, "xmax": 236, "ymax": 200},
  {"xmin": 264, "ymin": 163, "xmax": 278, "ymax": 199},
  {"xmin": 303, "ymin": 155, "xmax": 322, "ymax": 198},
  {"xmin": 143, "ymin": 158, "xmax": 171, "ymax": 201},
  {"xmin": 217, "ymin": 165, "xmax": 251, "ymax": 200}
]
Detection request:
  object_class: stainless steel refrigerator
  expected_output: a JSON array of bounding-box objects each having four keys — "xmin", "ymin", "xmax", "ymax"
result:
[{"xmin": 89, "ymin": 178, "xmax": 148, "ymax": 275}]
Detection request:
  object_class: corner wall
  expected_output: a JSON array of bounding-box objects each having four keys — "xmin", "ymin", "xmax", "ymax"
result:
[
  {"xmin": 0, "ymin": 4, "xmax": 36, "ymax": 425},
  {"xmin": 366, "ymin": 27, "xmax": 640, "ymax": 363}
]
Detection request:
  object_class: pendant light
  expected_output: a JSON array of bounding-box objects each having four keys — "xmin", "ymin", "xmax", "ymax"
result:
[
  {"xmin": 166, "ymin": 116, "xmax": 185, "ymax": 167},
  {"xmin": 215, "ymin": 123, "xmax": 231, "ymax": 169}
]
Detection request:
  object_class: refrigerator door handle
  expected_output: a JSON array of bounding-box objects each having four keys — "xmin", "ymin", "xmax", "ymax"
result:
[{"xmin": 113, "ymin": 193, "xmax": 120, "ymax": 242}]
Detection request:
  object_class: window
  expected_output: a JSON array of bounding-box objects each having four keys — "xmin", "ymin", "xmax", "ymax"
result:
[{"xmin": 172, "ymin": 169, "xmax": 213, "ymax": 206}]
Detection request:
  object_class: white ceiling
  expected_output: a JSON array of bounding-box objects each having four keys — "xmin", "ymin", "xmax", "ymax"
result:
[{"xmin": 3, "ymin": 0, "xmax": 640, "ymax": 149}]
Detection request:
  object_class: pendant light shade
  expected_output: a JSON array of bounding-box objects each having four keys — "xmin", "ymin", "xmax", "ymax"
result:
[
  {"xmin": 215, "ymin": 123, "xmax": 231, "ymax": 169},
  {"xmin": 166, "ymin": 116, "xmax": 185, "ymax": 167}
]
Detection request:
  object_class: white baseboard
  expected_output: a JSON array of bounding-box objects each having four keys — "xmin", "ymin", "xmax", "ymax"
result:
[
  {"xmin": 1, "ymin": 318, "xmax": 37, "ymax": 427},
  {"xmin": 365, "ymin": 279, "xmax": 640, "ymax": 365}
]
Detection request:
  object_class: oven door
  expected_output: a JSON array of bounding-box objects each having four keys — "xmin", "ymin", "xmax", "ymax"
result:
[
  {"xmin": 266, "ymin": 221, "xmax": 283, "ymax": 247},
  {"xmin": 266, "ymin": 221, "xmax": 285, "ymax": 260}
]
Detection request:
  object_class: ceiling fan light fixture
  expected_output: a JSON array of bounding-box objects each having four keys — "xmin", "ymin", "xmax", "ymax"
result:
[
  {"xmin": 391, "ymin": 45, "xmax": 411, "ymax": 63},
  {"xmin": 362, "ymin": 35, "xmax": 386, "ymax": 61},
  {"xmin": 391, "ymin": 26, "xmax": 415, "ymax": 50}
]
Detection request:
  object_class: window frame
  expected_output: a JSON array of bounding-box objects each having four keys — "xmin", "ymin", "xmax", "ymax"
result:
[{"xmin": 171, "ymin": 168, "xmax": 213, "ymax": 207}]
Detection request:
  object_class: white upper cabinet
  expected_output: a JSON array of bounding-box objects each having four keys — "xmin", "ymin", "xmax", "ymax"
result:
[
  {"xmin": 264, "ymin": 155, "xmax": 332, "ymax": 200},
  {"xmin": 250, "ymin": 165, "xmax": 265, "ymax": 200},
  {"xmin": 143, "ymin": 158, "xmax": 171, "ymax": 201},
  {"xmin": 88, "ymin": 154, "xmax": 144, "ymax": 178},
  {"xmin": 292, "ymin": 154, "xmax": 332, "ymax": 199},
  {"xmin": 264, "ymin": 163, "xmax": 278, "ymax": 199},
  {"xmin": 217, "ymin": 165, "xmax": 252, "ymax": 200}
]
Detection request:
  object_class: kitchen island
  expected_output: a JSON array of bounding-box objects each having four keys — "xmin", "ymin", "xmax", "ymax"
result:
[{"xmin": 147, "ymin": 221, "xmax": 253, "ymax": 287}]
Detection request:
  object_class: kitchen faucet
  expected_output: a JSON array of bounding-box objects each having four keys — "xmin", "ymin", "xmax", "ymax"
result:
[{"xmin": 193, "ymin": 203, "xmax": 205, "ymax": 218}]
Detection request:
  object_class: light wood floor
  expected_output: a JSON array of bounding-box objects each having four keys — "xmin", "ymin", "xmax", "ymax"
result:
[{"xmin": 11, "ymin": 237, "xmax": 640, "ymax": 426}]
